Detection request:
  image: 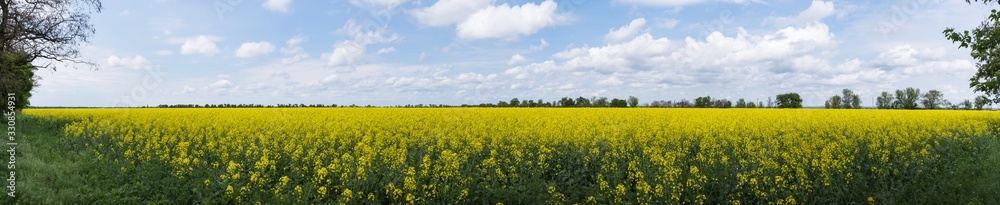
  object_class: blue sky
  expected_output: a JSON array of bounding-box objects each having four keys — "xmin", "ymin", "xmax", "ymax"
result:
[{"xmin": 30, "ymin": 0, "xmax": 996, "ymax": 107}]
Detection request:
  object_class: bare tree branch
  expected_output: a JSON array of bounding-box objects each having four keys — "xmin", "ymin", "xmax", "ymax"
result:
[{"xmin": 1, "ymin": 0, "xmax": 102, "ymax": 71}]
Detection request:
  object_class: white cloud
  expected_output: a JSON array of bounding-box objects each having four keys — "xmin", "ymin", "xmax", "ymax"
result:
[
  {"xmin": 106, "ymin": 55, "xmax": 151, "ymax": 69},
  {"xmin": 180, "ymin": 35, "xmax": 220, "ymax": 56},
  {"xmin": 765, "ymin": 1, "xmax": 835, "ymax": 26},
  {"xmin": 509, "ymin": 23, "xmax": 837, "ymax": 91},
  {"xmin": 235, "ymin": 41, "xmax": 276, "ymax": 58},
  {"xmin": 285, "ymin": 35, "xmax": 307, "ymax": 47},
  {"xmin": 325, "ymin": 42, "xmax": 366, "ymax": 66},
  {"xmin": 870, "ymin": 45, "xmax": 975, "ymax": 75},
  {"xmin": 410, "ymin": 0, "xmax": 493, "ymax": 27},
  {"xmin": 615, "ymin": 0, "xmax": 704, "ymax": 7},
  {"xmin": 655, "ymin": 18, "xmax": 679, "ymax": 29},
  {"xmin": 270, "ymin": 71, "xmax": 290, "ymax": 79},
  {"xmin": 530, "ymin": 39, "xmax": 550, "ymax": 51},
  {"xmin": 597, "ymin": 76, "xmax": 625, "ymax": 86},
  {"xmin": 263, "ymin": 0, "xmax": 293, "ymax": 13},
  {"xmin": 507, "ymin": 54, "xmax": 528, "ymax": 65},
  {"xmin": 335, "ymin": 20, "xmax": 400, "ymax": 44},
  {"xmin": 209, "ymin": 80, "xmax": 232, "ymax": 88},
  {"xmin": 377, "ymin": 47, "xmax": 397, "ymax": 54},
  {"xmin": 280, "ymin": 35, "xmax": 310, "ymax": 64},
  {"xmin": 877, "ymin": 44, "xmax": 919, "ymax": 67},
  {"xmin": 321, "ymin": 74, "xmax": 339, "ymax": 84},
  {"xmin": 455, "ymin": 0, "xmax": 567, "ymax": 40},
  {"xmin": 606, "ymin": 18, "xmax": 647, "ymax": 43},
  {"xmin": 323, "ymin": 20, "xmax": 399, "ymax": 66},
  {"xmin": 799, "ymin": 1, "xmax": 835, "ymax": 22}
]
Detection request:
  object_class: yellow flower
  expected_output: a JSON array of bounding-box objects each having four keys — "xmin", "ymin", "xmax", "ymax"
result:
[{"xmin": 317, "ymin": 186, "xmax": 327, "ymax": 198}]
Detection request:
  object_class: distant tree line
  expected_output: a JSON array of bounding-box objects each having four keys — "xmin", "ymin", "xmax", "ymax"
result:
[
  {"xmin": 466, "ymin": 93, "xmax": 805, "ymax": 109},
  {"xmin": 871, "ymin": 87, "xmax": 991, "ymax": 110},
  {"xmin": 462, "ymin": 96, "xmax": 641, "ymax": 108},
  {"xmin": 135, "ymin": 88, "xmax": 992, "ymax": 110},
  {"xmin": 151, "ymin": 103, "xmax": 341, "ymax": 108},
  {"xmin": 822, "ymin": 87, "xmax": 990, "ymax": 110}
]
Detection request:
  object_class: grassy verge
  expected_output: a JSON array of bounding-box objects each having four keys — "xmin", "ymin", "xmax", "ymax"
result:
[{"xmin": 2, "ymin": 113, "xmax": 110, "ymax": 204}]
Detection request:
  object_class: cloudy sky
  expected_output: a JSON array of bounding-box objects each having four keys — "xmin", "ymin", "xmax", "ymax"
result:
[{"xmin": 31, "ymin": 0, "xmax": 995, "ymax": 107}]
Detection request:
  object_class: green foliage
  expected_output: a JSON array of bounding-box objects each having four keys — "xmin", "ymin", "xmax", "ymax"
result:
[
  {"xmin": 775, "ymin": 93, "xmax": 802, "ymax": 108},
  {"xmin": 574, "ymin": 97, "xmax": 589, "ymax": 107},
  {"xmin": 559, "ymin": 97, "xmax": 575, "ymax": 107},
  {"xmin": 876, "ymin": 92, "xmax": 895, "ymax": 109},
  {"xmin": 826, "ymin": 95, "xmax": 842, "ymax": 109},
  {"xmin": 894, "ymin": 88, "xmax": 921, "ymax": 109},
  {"xmin": 842, "ymin": 89, "xmax": 861, "ymax": 109},
  {"xmin": 976, "ymin": 96, "xmax": 991, "ymax": 109},
  {"xmin": 610, "ymin": 98, "xmax": 628, "ymax": 107},
  {"xmin": 0, "ymin": 52, "xmax": 37, "ymax": 110},
  {"xmin": 694, "ymin": 96, "xmax": 712, "ymax": 108},
  {"xmin": 921, "ymin": 90, "xmax": 946, "ymax": 109},
  {"xmin": 944, "ymin": 0, "xmax": 1000, "ymax": 104},
  {"xmin": 593, "ymin": 97, "xmax": 608, "ymax": 107}
]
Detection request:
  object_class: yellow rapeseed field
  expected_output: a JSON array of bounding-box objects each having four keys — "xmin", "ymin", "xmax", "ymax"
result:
[{"xmin": 23, "ymin": 108, "xmax": 1000, "ymax": 204}]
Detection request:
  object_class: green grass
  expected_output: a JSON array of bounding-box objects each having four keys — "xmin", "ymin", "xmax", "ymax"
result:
[{"xmin": 2, "ymin": 114, "xmax": 113, "ymax": 204}]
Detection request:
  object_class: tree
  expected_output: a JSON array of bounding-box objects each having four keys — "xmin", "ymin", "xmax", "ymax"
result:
[
  {"xmin": 775, "ymin": 93, "xmax": 803, "ymax": 108},
  {"xmin": 876, "ymin": 91, "xmax": 895, "ymax": 109},
  {"xmin": 825, "ymin": 95, "xmax": 842, "ymax": 109},
  {"xmin": 747, "ymin": 101, "xmax": 757, "ymax": 108},
  {"xmin": 0, "ymin": 52, "xmax": 35, "ymax": 110},
  {"xmin": 841, "ymin": 89, "xmax": 861, "ymax": 108},
  {"xmin": 1, "ymin": 0, "xmax": 103, "ymax": 68},
  {"xmin": 575, "ymin": 96, "xmax": 591, "ymax": 107},
  {"xmin": 678, "ymin": 99, "xmax": 692, "ymax": 108},
  {"xmin": 736, "ymin": 98, "xmax": 747, "ymax": 108},
  {"xmin": 509, "ymin": 98, "xmax": 520, "ymax": 107},
  {"xmin": 944, "ymin": 0, "xmax": 1000, "ymax": 104},
  {"xmin": 694, "ymin": 96, "xmax": 712, "ymax": 108},
  {"xmin": 963, "ymin": 99, "xmax": 974, "ymax": 110},
  {"xmin": 921, "ymin": 90, "xmax": 946, "ymax": 109},
  {"xmin": 975, "ymin": 95, "xmax": 990, "ymax": 110},
  {"xmin": 895, "ymin": 87, "xmax": 921, "ymax": 109},
  {"xmin": 594, "ymin": 97, "xmax": 609, "ymax": 107},
  {"xmin": 558, "ymin": 97, "xmax": 574, "ymax": 107},
  {"xmin": 610, "ymin": 98, "xmax": 628, "ymax": 107},
  {"xmin": 627, "ymin": 96, "xmax": 639, "ymax": 108},
  {"xmin": 1, "ymin": 0, "xmax": 101, "ymax": 110}
]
